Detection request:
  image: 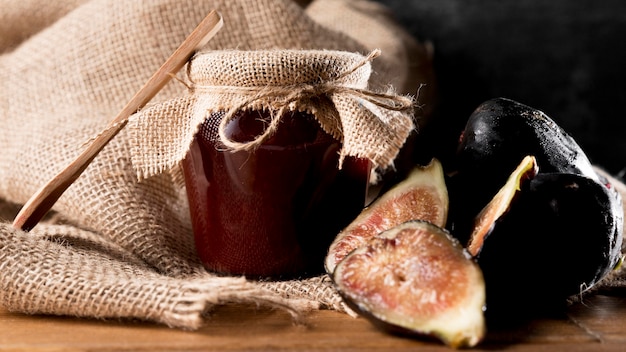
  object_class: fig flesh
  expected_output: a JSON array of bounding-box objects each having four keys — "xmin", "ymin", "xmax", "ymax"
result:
[
  {"xmin": 333, "ymin": 220, "xmax": 486, "ymax": 348},
  {"xmin": 472, "ymin": 171, "xmax": 623, "ymax": 313},
  {"xmin": 467, "ymin": 155, "xmax": 538, "ymax": 256},
  {"xmin": 325, "ymin": 158, "xmax": 448, "ymax": 274}
]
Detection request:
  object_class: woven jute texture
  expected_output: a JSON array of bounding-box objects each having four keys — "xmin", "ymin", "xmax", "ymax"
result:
[{"xmin": 0, "ymin": 0, "xmax": 434, "ymax": 328}]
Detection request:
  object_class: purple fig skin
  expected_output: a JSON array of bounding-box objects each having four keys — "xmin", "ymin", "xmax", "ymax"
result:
[{"xmin": 457, "ymin": 97, "xmax": 597, "ymax": 183}]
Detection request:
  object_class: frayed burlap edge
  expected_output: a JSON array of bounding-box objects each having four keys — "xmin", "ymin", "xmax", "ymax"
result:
[{"xmin": 0, "ymin": 220, "xmax": 334, "ymax": 329}]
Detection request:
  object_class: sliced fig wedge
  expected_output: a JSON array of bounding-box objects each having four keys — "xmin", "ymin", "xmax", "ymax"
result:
[
  {"xmin": 325, "ymin": 158, "xmax": 448, "ymax": 274},
  {"xmin": 467, "ymin": 155, "xmax": 538, "ymax": 256},
  {"xmin": 476, "ymin": 172, "xmax": 624, "ymax": 314},
  {"xmin": 333, "ymin": 220, "xmax": 486, "ymax": 348}
]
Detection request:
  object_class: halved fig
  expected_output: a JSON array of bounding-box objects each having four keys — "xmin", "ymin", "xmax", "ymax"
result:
[
  {"xmin": 467, "ymin": 155, "xmax": 538, "ymax": 256},
  {"xmin": 325, "ymin": 158, "xmax": 449, "ymax": 274},
  {"xmin": 333, "ymin": 220, "xmax": 486, "ymax": 348},
  {"xmin": 473, "ymin": 172, "xmax": 623, "ymax": 315}
]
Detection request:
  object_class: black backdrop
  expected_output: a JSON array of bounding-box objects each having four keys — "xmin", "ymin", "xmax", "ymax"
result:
[{"xmin": 375, "ymin": 0, "xmax": 626, "ymax": 177}]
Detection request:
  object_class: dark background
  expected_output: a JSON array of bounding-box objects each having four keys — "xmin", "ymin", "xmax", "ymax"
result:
[{"xmin": 376, "ymin": 0, "xmax": 626, "ymax": 178}]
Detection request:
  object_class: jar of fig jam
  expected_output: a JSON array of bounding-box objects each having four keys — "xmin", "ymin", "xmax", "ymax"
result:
[
  {"xmin": 182, "ymin": 109, "xmax": 371, "ymax": 279},
  {"xmin": 128, "ymin": 49, "xmax": 414, "ymax": 279}
]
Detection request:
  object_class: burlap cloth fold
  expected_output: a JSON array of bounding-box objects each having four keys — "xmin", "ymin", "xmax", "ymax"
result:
[
  {"xmin": 0, "ymin": 0, "xmax": 623, "ymax": 331},
  {"xmin": 0, "ymin": 0, "xmax": 436, "ymax": 328}
]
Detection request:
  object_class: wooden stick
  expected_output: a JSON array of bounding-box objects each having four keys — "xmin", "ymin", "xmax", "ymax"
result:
[{"xmin": 12, "ymin": 10, "xmax": 223, "ymax": 231}]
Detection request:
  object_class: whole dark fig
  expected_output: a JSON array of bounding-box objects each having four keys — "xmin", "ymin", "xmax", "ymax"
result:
[{"xmin": 457, "ymin": 97, "xmax": 597, "ymax": 182}]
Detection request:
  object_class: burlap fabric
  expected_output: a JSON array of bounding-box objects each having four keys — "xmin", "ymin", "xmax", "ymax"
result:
[{"xmin": 0, "ymin": 0, "xmax": 433, "ymax": 328}]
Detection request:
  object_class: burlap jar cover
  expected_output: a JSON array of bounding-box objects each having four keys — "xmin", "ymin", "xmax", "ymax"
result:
[
  {"xmin": 129, "ymin": 49, "xmax": 414, "ymax": 180},
  {"xmin": 0, "ymin": 0, "xmax": 435, "ymax": 329}
]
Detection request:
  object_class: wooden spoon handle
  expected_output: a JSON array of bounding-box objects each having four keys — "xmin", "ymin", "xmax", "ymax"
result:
[{"xmin": 12, "ymin": 10, "xmax": 223, "ymax": 231}]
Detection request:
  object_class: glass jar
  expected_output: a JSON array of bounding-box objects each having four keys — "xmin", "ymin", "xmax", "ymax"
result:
[{"xmin": 182, "ymin": 109, "xmax": 371, "ymax": 279}]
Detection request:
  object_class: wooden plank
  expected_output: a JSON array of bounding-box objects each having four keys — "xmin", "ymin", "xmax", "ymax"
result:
[{"xmin": 1, "ymin": 294, "xmax": 625, "ymax": 351}]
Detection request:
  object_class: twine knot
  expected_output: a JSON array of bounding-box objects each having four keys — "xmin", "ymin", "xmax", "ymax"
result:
[{"xmin": 191, "ymin": 49, "xmax": 415, "ymax": 154}]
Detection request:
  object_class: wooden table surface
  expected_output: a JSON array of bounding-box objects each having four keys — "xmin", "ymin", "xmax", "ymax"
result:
[{"xmin": 1, "ymin": 291, "xmax": 625, "ymax": 351}]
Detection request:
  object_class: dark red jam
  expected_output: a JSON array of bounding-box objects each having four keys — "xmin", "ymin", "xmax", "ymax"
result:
[{"xmin": 182, "ymin": 110, "xmax": 371, "ymax": 279}]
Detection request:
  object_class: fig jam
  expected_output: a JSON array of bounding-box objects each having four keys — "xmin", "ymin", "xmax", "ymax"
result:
[{"xmin": 182, "ymin": 110, "xmax": 370, "ymax": 279}]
